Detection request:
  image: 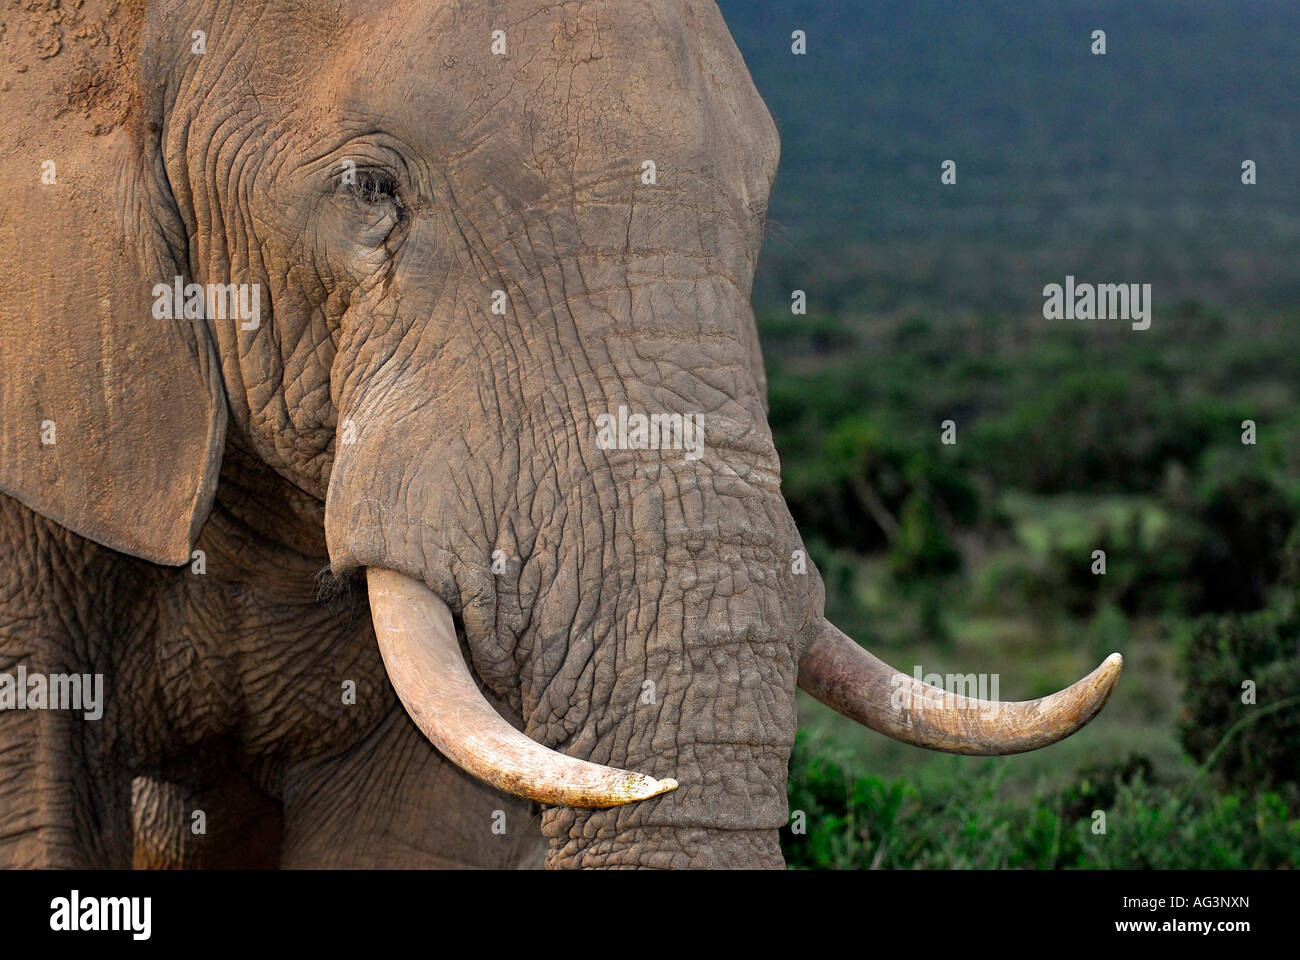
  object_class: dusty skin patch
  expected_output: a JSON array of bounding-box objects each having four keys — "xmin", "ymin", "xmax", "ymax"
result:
[{"xmin": 2, "ymin": 0, "xmax": 138, "ymax": 133}]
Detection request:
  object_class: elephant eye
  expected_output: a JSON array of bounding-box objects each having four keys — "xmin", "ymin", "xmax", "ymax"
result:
[{"xmin": 348, "ymin": 169, "xmax": 403, "ymax": 214}]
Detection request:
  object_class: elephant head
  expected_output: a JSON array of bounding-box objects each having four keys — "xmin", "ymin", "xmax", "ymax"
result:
[{"xmin": 0, "ymin": 0, "xmax": 1120, "ymax": 868}]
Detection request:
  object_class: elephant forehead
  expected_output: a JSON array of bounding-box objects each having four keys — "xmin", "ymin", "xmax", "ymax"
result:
[{"xmin": 324, "ymin": 0, "xmax": 772, "ymax": 198}]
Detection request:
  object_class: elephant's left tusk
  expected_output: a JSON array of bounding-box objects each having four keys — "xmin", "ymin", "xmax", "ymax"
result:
[
  {"xmin": 797, "ymin": 618, "xmax": 1122, "ymax": 755},
  {"xmin": 366, "ymin": 567, "xmax": 678, "ymax": 808}
]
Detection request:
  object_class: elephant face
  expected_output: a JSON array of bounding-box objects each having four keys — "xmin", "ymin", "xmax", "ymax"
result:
[
  {"xmin": 166, "ymin": 0, "xmax": 779, "ymax": 494},
  {"xmin": 0, "ymin": 0, "xmax": 1121, "ymax": 870},
  {"xmin": 161, "ymin": 0, "xmax": 809, "ymax": 867}
]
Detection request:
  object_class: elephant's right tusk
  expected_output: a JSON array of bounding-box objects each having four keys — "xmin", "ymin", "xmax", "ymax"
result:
[
  {"xmin": 366, "ymin": 567, "xmax": 678, "ymax": 808},
  {"xmin": 797, "ymin": 619, "xmax": 1122, "ymax": 755}
]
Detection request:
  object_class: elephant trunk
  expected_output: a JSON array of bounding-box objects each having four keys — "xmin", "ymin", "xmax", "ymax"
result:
[{"xmin": 330, "ymin": 402, "xmax": 810, "ymax": 866}]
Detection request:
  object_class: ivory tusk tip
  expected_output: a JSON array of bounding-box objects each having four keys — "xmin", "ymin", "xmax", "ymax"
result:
[
  {"xmin": 631, "ymin": 776, "xmax": 678, "ymax": 801},
  {"xmin": 1089, "ymin": 653, "xmax": 1124, "ymax": 701}
]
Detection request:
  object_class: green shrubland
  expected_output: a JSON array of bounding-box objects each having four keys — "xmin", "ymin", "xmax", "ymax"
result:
[{"xmin": 763, "ymin": 307, "xmax": 1300, "ymax": 868}]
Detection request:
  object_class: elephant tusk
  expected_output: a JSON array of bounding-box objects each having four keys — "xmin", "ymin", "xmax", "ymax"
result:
[
  {"xmin": 366, "ymin": 567, "xmax": 678, "ymax": 808},
  {"xmin": 797, "ymin": 619, "xmax": 1122, "ymax": 755}
]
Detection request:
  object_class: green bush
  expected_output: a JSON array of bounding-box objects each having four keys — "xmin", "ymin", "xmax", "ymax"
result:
[
  {"xmin": 781, "ymin": 731, "xmax": 1300, "ymax": 868},
  {"xmin": 1179, "ymin": 605, "xmax": 1300, "ymax": 797},
  {"xmin": 889, "ymin": 493, "xmax": 962, "ymax": 582},
  {"xmin": 1074, "ymin": 776, "xmax": 1299, "ymax": 870},
  {"xmin": 1028, "ymin": 508, "xmax": 1182, "ymax": 620},
  {"xmin": 970, "ymin": 372, "xmax": 1235, "ymax": 495},
  {"xmin": 778, "ymin": 413, "xmax": 981, "ymax": 567},
  {"xmin": 1029, "ymin": 470, "xmax": 1298, "ymax": 620},
  {"xmin": 1167, "ymin": 470, "xmax": 1298, "ymax": 613}
]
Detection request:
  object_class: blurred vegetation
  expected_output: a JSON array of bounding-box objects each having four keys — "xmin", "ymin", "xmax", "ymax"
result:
[
  {"xmin": 723, "ymin": 0, "xmax": 1300, "ymax": 316},
  {"xmin": 719, "ymin": 0, "xmax": 1300, "ymax": 868},
  {"xmin": 759, "ymin": 305, "xmax": 1300, "ymax": 868},
  {"xmin": 1179, "ymin": 604, "xmax": 1300, "ymax": 799}
]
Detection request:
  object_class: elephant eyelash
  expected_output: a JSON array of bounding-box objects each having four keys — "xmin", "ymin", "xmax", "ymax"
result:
[{"xmin": 348, "ymin": 170, "xmax": 404, "ymax": 213}]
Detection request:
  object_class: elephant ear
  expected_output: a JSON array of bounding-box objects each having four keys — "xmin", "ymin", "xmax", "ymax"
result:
[{"xmin": 0, "ymin": 42, "xmax": 227, "ymax": 566}]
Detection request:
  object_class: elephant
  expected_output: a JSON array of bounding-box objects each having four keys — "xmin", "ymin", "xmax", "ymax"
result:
[{"xmin": 0, "ymin": 0, "xmax": 1121, "ymax": 869}]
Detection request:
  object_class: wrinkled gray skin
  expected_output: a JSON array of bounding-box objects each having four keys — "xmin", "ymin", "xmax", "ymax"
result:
[{"xmin": 0, "ymin": 0, "xmax": 822, "ymax": 868}]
